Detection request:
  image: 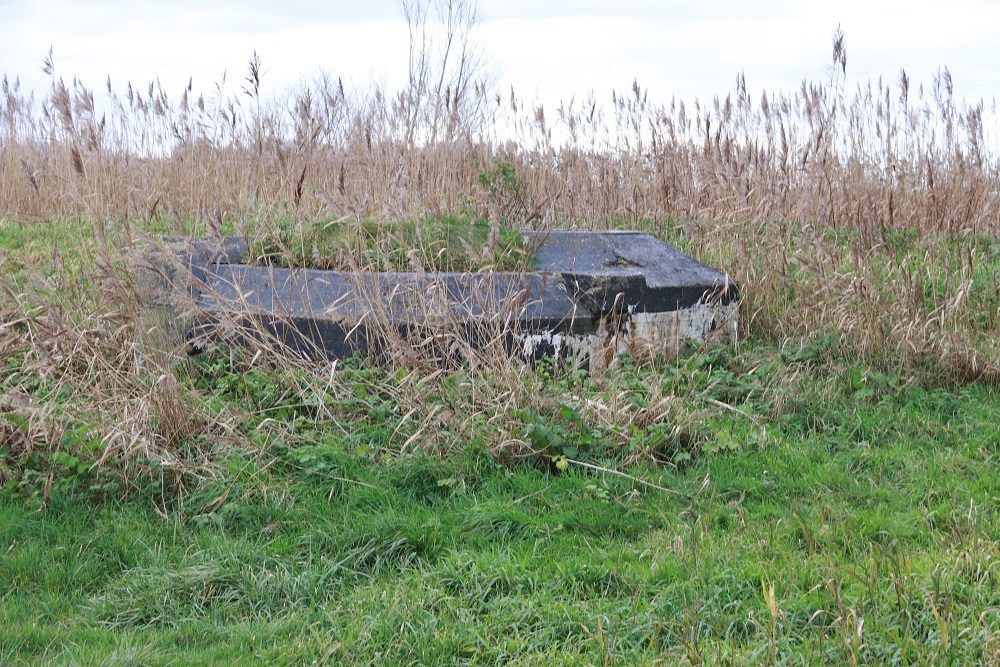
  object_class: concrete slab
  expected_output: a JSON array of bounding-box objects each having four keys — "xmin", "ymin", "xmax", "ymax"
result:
[{"xmin": 140, "ymin": 230, "xmax": 738, "ymax": 367}]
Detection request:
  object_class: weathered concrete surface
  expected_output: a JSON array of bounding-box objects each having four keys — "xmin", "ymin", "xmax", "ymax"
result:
[
  {"xmin": 141, "ymin": 230, "xmax": 738, "ymax": 367},
  {"xmin": 135, "ymin": 236, "xmax": 250, "ymax": 364},
  {"xmin": 526, "ymin": 230, "xmax": 735, "ymax": 313}
]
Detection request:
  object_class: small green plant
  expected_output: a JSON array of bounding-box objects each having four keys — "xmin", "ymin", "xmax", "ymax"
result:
[
  {"xmin": 517, "ymin": 403, "xmax": 600, "ymax": 470},
  {"xmin": 7, "ymin": 426, "xmax": 105, "ymax": 503},
  {"xmin": 477, "ymin": 158, "xmax": 532, "ymax": 227}
]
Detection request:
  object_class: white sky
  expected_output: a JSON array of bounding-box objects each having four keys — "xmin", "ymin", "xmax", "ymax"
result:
[{"xmin": 1, "ymin": 0, "xmax": 997, "ymax": 111}]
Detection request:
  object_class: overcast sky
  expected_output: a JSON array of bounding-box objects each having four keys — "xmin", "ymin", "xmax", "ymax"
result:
[{"xmin": 2, "ymin": 0, "xmax": 997, "ymax": 110}]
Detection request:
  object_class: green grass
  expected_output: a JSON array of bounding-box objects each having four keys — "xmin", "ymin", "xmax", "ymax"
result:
[
  {"xmin": 3, "ymin": 216, "xmax": 1000, "ymax": 663},
  {"xmin": 251, "ymin": 215, "xmax": 536, "ymax": 273},
  {"xmin": 3, "ymin": 340, "xmax": 1000, "ymax": 664},
  {"xmin": 0, "ymin": 214, "xmax": 534, "ymax": 288},
  {"xmin": 0, "ymin": 218, "xmax": 98, "ymax": 293}
]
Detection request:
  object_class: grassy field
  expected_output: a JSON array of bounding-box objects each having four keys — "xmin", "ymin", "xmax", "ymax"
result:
[
  {"xmin": 3, "ymin": 216, "xmax": 1000, "ymax": 664},
  {"xmin": 2, "ymin": 334, "xmax": 999, "ymax": 664},
  {"xmin": 3, "ymin": 5, "xmax": 1000, "ymax": 663}
]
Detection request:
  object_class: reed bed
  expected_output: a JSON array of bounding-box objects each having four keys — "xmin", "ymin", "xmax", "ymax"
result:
[{"xmin": 1, "ymin": 26, "xmax": 998, "ymax": 487}]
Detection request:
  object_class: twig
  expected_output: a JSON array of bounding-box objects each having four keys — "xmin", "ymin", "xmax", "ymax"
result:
[
  {"xmin": 566, "ymin": 458, "xmax": 688, "ymax": 496},
  {"xmin": 705, "ymin": 396, "xmax": 761, "ymax": 424},
  {"xmin": 512, "ymin": 485, "xmax": 550, "ymax": 505}
]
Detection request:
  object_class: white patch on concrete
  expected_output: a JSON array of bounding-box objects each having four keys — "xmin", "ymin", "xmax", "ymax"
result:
[
  {"xmin": 516, "ymin": 299, "xmax": 739, "ymax": 370},
  {"xmin": 519, "ymin": 330, "xmax": 565, "ymax": 358}
]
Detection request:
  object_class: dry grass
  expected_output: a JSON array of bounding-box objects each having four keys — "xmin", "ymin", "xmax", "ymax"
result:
[
  {"xmin": 1, "ymin": 25, "xmax": 998, "ymax": 487},
  {"xmin": 4, "ymin": 36, "xmax": 993, "ymax": 234}
]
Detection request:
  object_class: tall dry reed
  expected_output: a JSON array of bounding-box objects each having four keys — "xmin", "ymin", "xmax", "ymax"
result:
[{"xmin": 1, "ymin": 21, "xmax": 998, "ymax": 489}]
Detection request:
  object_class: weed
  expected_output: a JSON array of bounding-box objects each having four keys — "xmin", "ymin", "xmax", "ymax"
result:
[{"xmin": 248, "ymin": 214, "xmax": 535, "ymax": 272}]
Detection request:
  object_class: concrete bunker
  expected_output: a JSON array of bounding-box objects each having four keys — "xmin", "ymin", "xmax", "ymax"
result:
[{"xmin": 138, "ymin": 230, "xmax": 739, "ymax": 369}]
